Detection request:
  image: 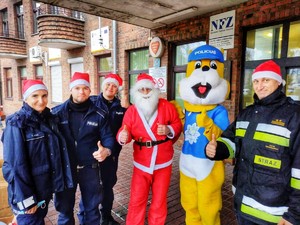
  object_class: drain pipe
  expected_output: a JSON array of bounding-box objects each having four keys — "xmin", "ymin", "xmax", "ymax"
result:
[{"xmin": 112, "ymin": 20, "xmax": 117, "ymax": 74}]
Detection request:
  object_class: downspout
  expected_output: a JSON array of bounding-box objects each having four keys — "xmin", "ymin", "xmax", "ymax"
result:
[{"xmin": 112, "ymin": 20, "xmax": 117, "ymax": 73}]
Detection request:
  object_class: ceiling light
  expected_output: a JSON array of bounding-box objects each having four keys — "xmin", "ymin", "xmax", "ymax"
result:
[{"xmin": 153, "ymin": 7, "xmax": 198, "ymax": 23}]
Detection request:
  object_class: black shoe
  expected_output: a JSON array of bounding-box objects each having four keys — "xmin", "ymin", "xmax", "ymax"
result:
[{"xmin": 101, "ymin": 216, "xmax": 120, "ymax": 225}]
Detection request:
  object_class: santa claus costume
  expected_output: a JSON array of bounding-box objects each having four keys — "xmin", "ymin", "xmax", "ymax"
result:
[{"xmin": 117, "ymin": 74, "xmax": 182, "ymax": 225}]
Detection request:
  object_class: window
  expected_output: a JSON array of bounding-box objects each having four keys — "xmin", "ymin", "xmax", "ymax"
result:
[
  {"xmin": 128, "ymin": 48, "xmax": 149, "ymax": 97},
  {"xmin": 287, "ymin": 21, "xmax": 300, "ymax": 57},
  {"xmin": 97, "ymin": 55, "xmax": 113, "ymax": 92},
  {"xmin": 35, "ymin": 65, "xmax": 43, "ymax": 80},
  {"xmin": 19, "ymin": 67, "xmax": 27, "ymax": 99},
  {"xmin": 170, "ymin": 41, "xmax": 206, "ymax": 107},
  {"xmin": 246, "ymin": 25, "xmax": 282, "ymax": 61},
  {"xmin": 32, "ymin": 1, "xmax": 41, "ymax": 34},
  {"xmin": 1, "ymin": 8, "xmax": 9, "ymax": 37},
  {"xmin": 4, "ymin": 68, "xmax": 13, "ymax": 98},
  {"xmin": 242, "ymin": 20, "xmax": 300, "ymax": 108},
  {"xmin": 15, "ymin": 3, "xmax": 24, "ymax": 39}
]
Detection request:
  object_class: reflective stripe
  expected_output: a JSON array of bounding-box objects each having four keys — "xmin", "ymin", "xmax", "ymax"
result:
[
  {"xmin": 218, "ymin": 137, "xmax": 236, "ymax": 158},
  {"xmin": 241, "ymin": 196, "xmax": 288, "ymax": 223},
  {"xmin": 254, "ymin": 155, "xmax": 281, "ymax": 169},
  {"xmin": 292, "ymin": 168, "xmax": 300, "ymax": 179},
  {"xmin": 291, "ymin": 178, "xmax": 300, "ymax": 189},
  {"xmin": 17, "ymin": 196, "xmax": 35, "ymax": 210},
  {"xmin": 236, "ymin": 129, "xmax": 246, "ymax": 137},
  {"xmin": 256, "ymin": 124, "xmax": 291, "ymax": 138},
  {"xmin": 236, "ymin": 121, "xmax": 249, "ymax": 129},
  {"xmin": 291, "ymin": 168, "xmax": 300, "ymax": 189},
  {"xmin": 253, "ymin": 132, "xmax": 289, "ymax": 147},
  {"xmin": 254, "ymin": 123, "xmax": 290, "ymax": 147},
  {"xmin": 236, "ymin": 121, "xmax": 249, "ymax": 137}
]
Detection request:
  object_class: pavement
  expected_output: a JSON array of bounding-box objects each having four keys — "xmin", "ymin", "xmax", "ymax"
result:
[{"xmin": 0, "ymin": 126, "xmax": 237, "ymax": 225}]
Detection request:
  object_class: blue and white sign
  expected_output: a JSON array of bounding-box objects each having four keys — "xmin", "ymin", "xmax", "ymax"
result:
[{"xmin": 209, "ymin": 10, "xmax": 235, "ymax": 49}]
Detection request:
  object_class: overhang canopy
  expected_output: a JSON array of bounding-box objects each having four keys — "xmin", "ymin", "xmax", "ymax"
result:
[{"xmin": 37, "ymin": 0, "xmax": 248, "ymax": 29}]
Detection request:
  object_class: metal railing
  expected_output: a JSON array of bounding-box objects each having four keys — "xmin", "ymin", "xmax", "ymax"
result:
[{"xmin": 37, "ymin": 5, "xmax": 85, "ymax": 21}]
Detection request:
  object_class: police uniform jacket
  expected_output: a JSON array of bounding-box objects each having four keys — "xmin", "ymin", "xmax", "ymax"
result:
[
  {"xmin": 1, "ymin": 103, "xmax": 73, "ymax": 212},
  {"xmin": 212, "ymin": 87, "xmax": 300, "ymax": 224},
  {"xmin": 51, "ymin": 98, "xmax": 114, "ymax": 170},
  {"xmin": 91, "ymin": 94, "xmax": 126, "ymax": 155}
]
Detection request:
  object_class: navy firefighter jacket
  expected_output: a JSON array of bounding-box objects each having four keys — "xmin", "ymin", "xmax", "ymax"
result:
[
  {"xmin": 1, "ymin": 103, "xmax": 73, "ymax": 212},
  {"xmin": 212, "ymin": 87, "xmax": 300, "ymax": 225},
  {"xmin": 51, "ymin": 98, "xmax": 115, "ymax": 169}
]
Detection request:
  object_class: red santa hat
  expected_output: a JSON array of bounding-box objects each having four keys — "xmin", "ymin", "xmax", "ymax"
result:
[
  {"xmin": 22, "ymin": 79, "xmax": 48, "ymax": 100},
  {"xmin": 70, "ymin": 72, "xmax": 90, "ymax": 90},
  {"xmin": 134, "ymin": 73, "xmax": 157, "ymax": 90},
  {"xmin": 252, "ymin": 60, "xmax": 285, "ymax": 85},
  {"xmin": 101, "ymin": 73, "xmax": 123, "ymax": 91}
]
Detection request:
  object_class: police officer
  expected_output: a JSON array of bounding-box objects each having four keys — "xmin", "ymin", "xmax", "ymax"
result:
[{"xmin": 52, "ymin": 72, "xmax": 114, "ymax": 225}]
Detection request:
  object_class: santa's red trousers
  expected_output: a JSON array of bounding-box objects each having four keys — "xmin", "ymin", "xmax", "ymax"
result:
[{"xmin": 125, "ymin": 165, "xmax": 172, "ymax": 225}]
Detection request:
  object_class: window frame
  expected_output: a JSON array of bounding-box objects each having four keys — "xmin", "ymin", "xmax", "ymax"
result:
[
  {"xmin": 4, "ymin": 68, "xmax": 13, "ymax": 99},
  {"xmin": 96, "ymin": 54, "xmax": 113, "ymax": 93},
  {"xmin": 128, "ymin": 48, "xmax": 149, "ymax": 93},
  {"xmin": 15, "ymin": 2, "xmax": 25, "ymax": 39},
  {"xmin": 241, "ymin": 19, "xmax": 300, "ymax": 109},
  {"xmin": 18, "ymin": 66, "xmax": 27, "ymax": 100},
  {"xmin": 1, "ymin": 8, "xmax": 9, "ymax": 37}
]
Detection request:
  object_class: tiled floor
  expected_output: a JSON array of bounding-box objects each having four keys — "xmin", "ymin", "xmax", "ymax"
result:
[{"xmin": 43, "ymin": 141, "xmax": 238, "ymax": 225}]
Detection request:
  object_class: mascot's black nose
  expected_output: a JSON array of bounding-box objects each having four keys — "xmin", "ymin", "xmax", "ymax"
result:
[{"xmin": 202, "ymin": 65, "xmax": 210, "ymax": 71}]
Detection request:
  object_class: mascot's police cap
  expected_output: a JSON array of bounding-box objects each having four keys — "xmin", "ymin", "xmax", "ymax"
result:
[{"xmin": 188, "ymin": 44, "xmax": 224, "ymax": 63}]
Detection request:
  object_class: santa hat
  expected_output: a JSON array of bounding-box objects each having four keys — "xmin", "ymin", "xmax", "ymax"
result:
[
  {"xmin": 188, "ymin": 44, "xmax": 224, "ymax": 63},
  {"xmin": 101, "ymin": 73, "xmax": 123, "ymax": 91},
  {"xmin": 70, "ymin": 72, "xmax": 90, "ymax": 90},
  {"xmin": 252, "ymin": 60, "xmax": 285, "ymax": 85},
  {"xmin": 134, "ymin": 73, "xmax": 157, "ymax": 90},
  {"xmin": 22, "ymin": 79, "xmax": 48, "ymax": 100}
]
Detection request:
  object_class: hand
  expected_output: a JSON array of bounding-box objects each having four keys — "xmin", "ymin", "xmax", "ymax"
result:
[
  {"xmin": 206, "ymin": 133, "xmax": 217, "ymax": 158},
  {"xmin": 157, "ymin": 123, "xmax": 170, "ymax": 136},
  {"xmin": 25, "ymin": 205, "xmax": 37, "ymax": 214},
  {"xmin": 92, "ymin": 141, "xmax": 110, "ymax": 162},
  {"xmin": 278, "ymin": 218, "xmax": 292, "ymax": 225},
  {"xmin": 119, "ymin": 125, "xmax": 129, "ymax": 144}
]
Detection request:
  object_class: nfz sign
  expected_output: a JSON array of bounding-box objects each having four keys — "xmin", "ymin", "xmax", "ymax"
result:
[{"xmin": 209, "ymin": 10, "xmax": 235, "ymax": 49}]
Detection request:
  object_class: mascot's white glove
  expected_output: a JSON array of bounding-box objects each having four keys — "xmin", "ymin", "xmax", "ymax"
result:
[{"xmin": 196, "ymin": 108, "xmax": 222, "ymax": 141}]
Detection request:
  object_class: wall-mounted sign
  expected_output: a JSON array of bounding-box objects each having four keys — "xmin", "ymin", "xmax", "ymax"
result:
[
  {"xmin": 149, "ymin": 37, "xmax": 164, "ymax": 58},
  {"xmin": 149, "ymin": 66, "xmax": 167, "ymax": 92},
  {"xmin": 91, "ymin": 26, "xmax": 110, "ymax": 53},
  {"xmin": 209, "ymin": 10, "xmax": 235, "ymax": 49}
]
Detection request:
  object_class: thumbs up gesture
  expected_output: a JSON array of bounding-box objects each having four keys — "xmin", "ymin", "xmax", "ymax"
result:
[
  {"xmin": 119, "ymin": 125, "xmax": 129, "ymax": 144},
  {"xmin": 93, "ymin": 141, "xmax": 110, "ymax": 162},
  {"xmin": 206, "ymin": 133, "xmax": 217, "ymax": 158}
]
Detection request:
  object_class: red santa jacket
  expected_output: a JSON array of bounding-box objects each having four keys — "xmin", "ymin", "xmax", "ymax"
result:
[{"xmin": 117, "ymin": 98, "xmax": 182, "ymax": 174}]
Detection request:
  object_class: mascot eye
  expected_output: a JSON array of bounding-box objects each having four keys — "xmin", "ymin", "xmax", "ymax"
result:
[
  {"xmin": 195, "ymin": 61, "xmax": 202, "ymax": 69},
  {"xmin": 210, "ymin": 60, "xmax": 217, "ymax": 70}
]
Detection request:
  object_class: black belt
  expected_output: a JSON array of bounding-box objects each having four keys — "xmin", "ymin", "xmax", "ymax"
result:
[{"xmin": 135, "ymin": 137, "xmax": 169, "ymax": 149}]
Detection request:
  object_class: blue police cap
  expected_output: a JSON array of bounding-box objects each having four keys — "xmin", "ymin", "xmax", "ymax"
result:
[{"xmin": 188, "ymin": 44, "xmax": 224, "ymax": 63}]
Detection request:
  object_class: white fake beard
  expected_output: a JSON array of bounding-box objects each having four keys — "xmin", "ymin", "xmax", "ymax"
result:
[{"xmin": 133, "ymin": 88, "xmax": 160, "ymax": 121}]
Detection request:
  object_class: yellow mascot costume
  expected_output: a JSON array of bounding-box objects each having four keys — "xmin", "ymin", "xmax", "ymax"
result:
[{"xmin": 178, "ymin": 44, "xmax": 230, "ymax": 225}]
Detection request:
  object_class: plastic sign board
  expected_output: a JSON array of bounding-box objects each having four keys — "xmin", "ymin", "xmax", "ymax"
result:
[
  {"xmin": 149, "ymin": 37, "xmax": 164, "ymax": 58},
  {"xmin": 209, "ymin": 10, "xmax": 235, "ymax": 49}
]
